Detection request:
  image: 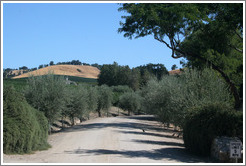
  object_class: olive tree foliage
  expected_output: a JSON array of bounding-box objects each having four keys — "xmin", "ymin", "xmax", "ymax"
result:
[
  {"xmin": 142, "ymin": 68, "xmax": 232, "ymax": 127},
  {"xmin": 87, "ymin": 86, "xmax": 99, "ymax": 119},
  {"xmin": 96, "ymin": 85, "xmax": 113, "ymax": 117},
  {"xmin": 25, "ymin": 74, "xmax": 67, "ymax": 125},
  {"xmin": 118, "ymin": 92, "xmax": 143, "ymax": 116},
  {"xmin": 118, "ymin": 3, "xmax": 243, "ymax": 109},
  {"xmin": 111, "ymin": 85, "xmax": 133, "ymax": 106},
  {"xmin": 65, "ymin": 85, "xmax": 88, "ymax": 125}
]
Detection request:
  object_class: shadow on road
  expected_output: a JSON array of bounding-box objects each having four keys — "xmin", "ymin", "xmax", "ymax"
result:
[
  {"xmin": 122, "ymin": 115, "xmax": 157, "ymax": 121},
  {"xmin": 60, "ymin": 115, "xmax": 211, "ymax": 163},
  {"xmin": 57, "ymin": 116, "xmax": 175, "ymax": 134},
  {"xmin": 64, "ymin": 147, "xmax": 209, "ymax": 163},
  {"xmin": 132, "ymin": 139, "xmax": 184, "ymax": 147},
  {"xmin": 117, "ymin": 130, "xmax": 181, "ymax": 140}
]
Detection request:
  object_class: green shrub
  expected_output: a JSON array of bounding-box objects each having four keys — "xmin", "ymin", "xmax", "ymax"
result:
[
  {"xmin": 119, "ymin": 92, "xmax": 142, "ymax": 115},
  {"xmin": 183, "ymin": 102, "xmax": 243, "ymax": 156},
  {"xmin": 3, "ymin": 85, "xmax": 50, "ymax": 154}
]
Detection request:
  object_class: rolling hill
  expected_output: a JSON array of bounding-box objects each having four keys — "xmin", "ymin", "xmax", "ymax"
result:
[{"xmin": 12, "ymin": 65, "xmax": 100, "ymax": 79}]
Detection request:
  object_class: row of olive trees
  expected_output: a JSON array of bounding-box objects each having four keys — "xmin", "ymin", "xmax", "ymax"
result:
[
  {"xmin": 141, "ymin": 68, "xmax": 233, "ymax": 128},
  {"xmin": 140, "ymin": 68, "xmax": 243, "ymax": 156},
  {"xmin": 24, "ymin": 75, "xmax": 113, "ymax": 130}
]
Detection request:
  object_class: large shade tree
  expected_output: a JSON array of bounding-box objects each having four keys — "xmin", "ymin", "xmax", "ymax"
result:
[{"xmin": 118, "ymin": 3, "xmax": 243, "ymax": 109}]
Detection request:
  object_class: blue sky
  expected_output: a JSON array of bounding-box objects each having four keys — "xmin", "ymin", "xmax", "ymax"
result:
[{"xmin": 3, "ymin": 3, "xmax": 183, "ymax": 70}]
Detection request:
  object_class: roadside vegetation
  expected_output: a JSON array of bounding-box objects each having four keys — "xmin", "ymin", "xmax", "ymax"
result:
[{"xmin": 3, "ymin": 85, "xmax": 50, "ymax": 154}]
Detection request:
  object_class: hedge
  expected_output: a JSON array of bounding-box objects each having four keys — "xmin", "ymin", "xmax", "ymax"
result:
[
  {"xmin": 3, "ymin": 85, "xmax": 50, "ymax": 154},
  {"xmin": 183, "ymin": 102, "xmax": 243, "ymax": 156}
]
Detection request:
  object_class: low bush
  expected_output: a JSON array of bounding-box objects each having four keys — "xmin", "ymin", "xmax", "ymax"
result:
[
  {"xmin": 183, "ymin": 102, "xmax": 243, "ymax": 156},
  {"xmin": 3, "ymin": 85, "xmax": 50, "ymax": 154}
]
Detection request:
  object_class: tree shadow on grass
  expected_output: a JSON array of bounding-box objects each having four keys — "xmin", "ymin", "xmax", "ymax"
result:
[{"xmin": 64, "ymin": 147, "xmax": 210, "ymax": 163}]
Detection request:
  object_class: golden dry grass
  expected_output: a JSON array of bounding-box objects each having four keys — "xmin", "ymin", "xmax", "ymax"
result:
[
  {"xmin": 12, "ymin": 65, "xmax": 100, "ymax": 79},
  {"xmin": 168, "ymin": 69, "xmax": 182, "ymax": 75}
]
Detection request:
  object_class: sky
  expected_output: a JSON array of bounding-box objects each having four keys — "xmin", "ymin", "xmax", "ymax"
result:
[{"xmin": 3, "ymin": 3, "xmax": 183, "ymax": 71}]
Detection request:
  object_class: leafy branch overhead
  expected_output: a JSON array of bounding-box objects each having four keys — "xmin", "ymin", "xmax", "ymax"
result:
[{"xmin": 118, "ymin": 3, "xmax": 243, "ymax": 109}]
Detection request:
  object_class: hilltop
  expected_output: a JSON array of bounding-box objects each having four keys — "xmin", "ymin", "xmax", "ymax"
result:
[{"xmin": 12, "ymin": 65, "xmax": 100, "ymax": 79}]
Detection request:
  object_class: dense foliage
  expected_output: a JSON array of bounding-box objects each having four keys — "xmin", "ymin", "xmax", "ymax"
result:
[
  {"xmin": 119, "ymin": 92, "xmax": 143, "ymax": 115},
  {"xmin": 183, "ymin": 103, "xmax": 243, "ymax": 156},
  {"xmin": 140, "ymin": 68, "xmax": 242, "ymax": 156},
  {"xmin": 25, "ymin": 74, "xmax": 67, "ymax": 125},
  {"xmin": 118, "ymin": 3, "xmax": 243, "ymax": 109},
  {"xmin": 3, "ymin": 85, "xmax": 50, "ymax": 154},
  {"xmin": 111, "ymin": 85, "xmax": 133, "ymax": 106},
  {"xmin": 96, "ymin": 85, "xmax": 113, "ymax": 117},
  {"xmin": 142, "ymin": 68, "xmax": 232, "ymax": 127},
  {"xmin": 98, "ymin": 62, "xmax": 169, "ymax": 90},
  {"xmin": 65, "ymin": 85, "xmax": 89, "ymax": 125}
]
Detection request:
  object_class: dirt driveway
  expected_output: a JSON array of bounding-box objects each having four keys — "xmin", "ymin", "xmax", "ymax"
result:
[{"xmin": 3, "ymin": 115, "xmax": 210, "ymax": 164}]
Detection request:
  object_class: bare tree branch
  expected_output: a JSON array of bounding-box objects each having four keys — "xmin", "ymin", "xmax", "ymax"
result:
[
  {"xmin": 154, "ymin": 36, "xmax": 172, "ymax": 49},
  {"xmin": 154, "ymin": 36, "xmax": 184, "ymax": 59}
]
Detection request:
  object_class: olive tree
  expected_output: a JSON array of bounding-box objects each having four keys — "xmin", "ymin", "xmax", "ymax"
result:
[
  {"xmin": 86, "ymin": 86, "xmax": 99, "ymax": 119},
  {"xmin": 96, "ymin": 85, "xmax": 112, "ymax": 117},
  {"xmin": 25, "ymin": 74, "xmax": 67, "ymax": 127},
  {"xmin": 119, "ymin": 92, "xmax": 142, "ymax": 116},
  {"xmin": 142, "ymin": 68, "xmax": 232, "ymax": 128},
  {"xmin": 65, "ymin": 85, "xmax": 88, "ymax": 125}
]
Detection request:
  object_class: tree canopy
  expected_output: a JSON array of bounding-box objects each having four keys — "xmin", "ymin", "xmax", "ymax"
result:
[{"xmin": 118, "ymin": 3, "xmax": 243, "ymax": 109}]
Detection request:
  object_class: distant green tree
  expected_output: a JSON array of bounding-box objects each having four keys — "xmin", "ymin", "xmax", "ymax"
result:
[
  {"xmin": 139, "ymin": 68, "xmax": 153, "ymax": 87},
  {"xmin": 116, "ymin": 65, "xmax": 132, "ymax": 86},
  {"xmin": 171, "ymin": 64, "xmax": 178, "ymax": 70},
  {"xmin": 19, "ymin": 66, "xmax": 28, "ymax": 70},
  {"xmin": 128, "ymin": 68, "xmax": 141, "ymax": 91},
  {"xmin": 98, "ymin": 62, "xmax": 118, "ymax": 86},
  {"xmin": 38, "ymin": 65, "xmax": 44, "ymax": 69},
  {"xmin": 136, "ymin": 63, "xmax": 169, "ymax": 81},
  {"xmin": 49, "ymin": 61, "xmax": 54, "ymax": 66},
  {"xmin": 31, "ymin": 67, "xmax": 38, "ymax": 71},
  {"xmin": 91, "ymin": 63, "xmax": 103, "ymax": 70}
]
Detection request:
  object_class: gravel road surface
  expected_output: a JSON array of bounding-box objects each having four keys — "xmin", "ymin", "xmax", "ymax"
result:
[{"xmin": 3, "ymin": 115, "xmax": 210, "ymax": 164}]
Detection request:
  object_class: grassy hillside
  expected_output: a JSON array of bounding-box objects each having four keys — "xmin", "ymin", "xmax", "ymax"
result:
[{"xmin": 13, "ymin": 65, "xmax": 100, "ymax": 79}]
